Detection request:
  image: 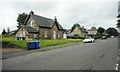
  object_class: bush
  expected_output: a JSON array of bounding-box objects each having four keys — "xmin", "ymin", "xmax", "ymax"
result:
[
  {"xmin": 87, "ymin": 34, "xmax": 101, "ymax": 39},
  {"xmin": 87, "ymin": 35, "xmax": 94, "ymax": 38},
  {"xmin": 2, "ymin": 34, "xmax": 14, "ymax": 37},
  {"xmin": 94, "ymin": 35, "xmax": 100, "ymax": 39},
  {"xmin": 67, "ymin": 36, "xmax": 86, "ymax": 39}
]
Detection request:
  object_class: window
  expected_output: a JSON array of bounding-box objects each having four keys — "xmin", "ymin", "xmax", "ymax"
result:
[
  {"xmin": 53, "ymin": 31, "xmax": 56, "ymax": 39},
  {"xmin": 26, "ymin": 32, "xmax": 28, "ymax": 36},
  {"xmin": 23, "ymin": 32, "xmax": 25, "ymax": 37},
  {"xmin": 34, "ymin": 34, "xmax": 37, "ymax": 38},
  {"xmin": 30, "ymin": 20, "xmax": 34, "ymax": 27},
  {"xmin": 30, "ymin": 20, "xmax": 33, "ymax": 27},
  {"xmin": 45, "ymin": 30, "xmax": 47, "ymax": 38}
]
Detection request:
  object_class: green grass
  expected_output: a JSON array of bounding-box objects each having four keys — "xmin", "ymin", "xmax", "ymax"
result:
[{"xmin": 1, "ymin": 36, "xmax": 82, "ymax": 50}]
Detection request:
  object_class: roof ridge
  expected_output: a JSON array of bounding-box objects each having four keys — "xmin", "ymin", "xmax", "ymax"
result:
[{"xmin": 33, "ymin": 14, "xmax": 54, "ymax": 21}]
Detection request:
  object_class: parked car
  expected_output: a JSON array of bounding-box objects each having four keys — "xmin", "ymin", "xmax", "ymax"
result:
[
  {"xmin": 91, "ymin": 38, "xmax": 95, "ymax": 42},
  {"xmin": 83, "ymin": 37, "xmax": 95, "ymax": 43},
  {"xmin": 111, "ymin": 36, "xmax": 114, "ymax": 38},
  {"xmin": 101, "ymin": 36, "xmax": 107, "ymax": 39}
]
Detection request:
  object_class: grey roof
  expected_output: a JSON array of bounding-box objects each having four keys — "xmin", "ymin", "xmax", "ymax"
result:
[
  {"xmin": 26, "ymin": 12, "xmax": 63, "ymax": 30},
  {"xmin": 32, "ymin": 14, "xmax": 54, "ymax": 28},
  {"xmin": 71, "ymin": 26, "xmax": 87, "ymax": 33},
  {"xmin": 23, "ymin": 26, "xmax": 38, "ymax": 33},
  {"xmin": 55, "ymin": 21, "xmax": 63, "ymax": 30},
  {"xmin": 80, "ymin": 28, "xmax": 88, "ymax": 33},
  {"xmin": 88, "ymin": 27, "xmax": 97, "ymax": 31}
]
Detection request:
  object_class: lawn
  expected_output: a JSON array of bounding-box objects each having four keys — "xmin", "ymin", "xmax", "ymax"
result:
[{"xmin": 1, "ymin": 36, "xmax": 82, "ymax": 49}]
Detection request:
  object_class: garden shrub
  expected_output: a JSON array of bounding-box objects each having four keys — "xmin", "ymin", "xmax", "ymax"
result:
[{"xmin": 67, "ymin": 35, "xmax": 86, "ymax": 39}]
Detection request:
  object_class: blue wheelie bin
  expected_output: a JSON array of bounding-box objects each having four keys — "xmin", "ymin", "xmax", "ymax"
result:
[
  {"xmin": 30, "ymin": 42, "xmax": 36, "ymax": 49},
  {"xmin": 26, "ymin": 41, "xmax": 40, "ymax": 50},
  {"xmin": 35, "ymin": 41, "xmax": 39, "ymax": 49}
]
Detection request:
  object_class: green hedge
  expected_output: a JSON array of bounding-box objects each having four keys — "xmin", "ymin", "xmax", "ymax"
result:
[
  {"xmin": 87, "ymin": 34, "xmax": 101, "ymax": 39},
  {"xmin": 67, "ymin": 36, "xmax": 86, "ymax": 39}
]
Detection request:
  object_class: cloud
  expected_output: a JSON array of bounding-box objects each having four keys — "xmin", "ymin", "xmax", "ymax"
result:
[
  {"xmin": 10, "ymin": 2, "xmax": 59, "ymax": 12},
  {"xmin": 54, "ymin": 2, "xmax": 118, "ymax": 29},
  {"xmin": 0, "ymin": 0, "xmax": 119, "ymax": 34},
  {"xmin": 1, "ymin": 0, "xmax": 120, "ymax": 2}
]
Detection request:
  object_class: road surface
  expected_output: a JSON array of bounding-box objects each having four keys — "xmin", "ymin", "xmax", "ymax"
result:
[{"xmin": 2, "ymin": 38, "xmax": 118, "ymax": 70}]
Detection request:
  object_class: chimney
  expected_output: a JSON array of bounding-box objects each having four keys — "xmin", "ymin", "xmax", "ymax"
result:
[
  {"xmin": 54, "ymin": 16, "xmax": 57, "ymax": 21},
  {"xmin": 30, "ymin": 11, "xmax": 34, "ymax": 15},
  {"xmin": 82, "ymin": 26, "xmax": 84, "ymax": 28}
]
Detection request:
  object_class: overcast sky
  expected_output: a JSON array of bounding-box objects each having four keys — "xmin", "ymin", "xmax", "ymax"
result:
[{"xmin": 0, "ymin": 0, "xmax": 119, "ymax": 33}]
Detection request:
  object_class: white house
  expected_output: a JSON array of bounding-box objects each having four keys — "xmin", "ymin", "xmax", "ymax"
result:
[{"xmin": 88, "ymin": 27, "xmax": 97, "ymax": 35}]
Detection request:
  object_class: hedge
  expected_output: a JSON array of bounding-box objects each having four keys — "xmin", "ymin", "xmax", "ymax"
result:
[{"xmin": 67, "ymin": 36, "xmax": 86, "ymax": 39}]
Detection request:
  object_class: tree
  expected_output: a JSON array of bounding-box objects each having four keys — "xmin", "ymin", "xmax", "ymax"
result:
[
  {"xmin": 117, "ymin": 23, "xmax": 120, "ymax": 28},
  {"xmin": 2, "ymin": 29, "xmax": 6, "ymax": 35},
  {"xmin": 97, "ymin": 27, "xmax": 105, "ymax": 35},
  {"xmin": 7, "ymin": 27, "xmax": 10, "ymax": 34},
  {"xmin": 106, "ymin": 27, "xmax": 118, "ymax": 36},
  {"xmin": 71, "ymin": 23, "xmax": 80, "ymax": 31},
  {"xmin": 17, "ymin": 12, "xmax": 28, "ymax": 28}
]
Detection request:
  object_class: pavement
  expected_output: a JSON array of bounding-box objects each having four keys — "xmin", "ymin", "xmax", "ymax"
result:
[
  {"xmin": 2, "ymin": 42, "xmax": 82, "ymax": 60},
  {"xmin": 2, "ymin": 48, "xmax": 24, "ymax": 54},
  {"xmin": 2, "ymin": 38, "xmax": 119, "ymax": 70}
]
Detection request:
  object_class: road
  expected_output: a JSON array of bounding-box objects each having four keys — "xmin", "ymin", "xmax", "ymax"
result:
[{"xmin": 2, "ymin": 38, "xmax": 118, "ymax": 70}]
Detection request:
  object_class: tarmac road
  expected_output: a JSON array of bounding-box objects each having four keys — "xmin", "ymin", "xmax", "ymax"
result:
[{"xmin": 2, "ymin": 38, "xmax": 118, "ymax": 70}]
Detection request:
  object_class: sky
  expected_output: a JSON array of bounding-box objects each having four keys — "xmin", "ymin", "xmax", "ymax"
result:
[{"xmin": 0, "ymin": 0, "xmax": 119, "ymax": 33}]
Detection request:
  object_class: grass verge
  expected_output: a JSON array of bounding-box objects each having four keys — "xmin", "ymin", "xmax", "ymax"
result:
[{"xmin": 1, "ymin": 36, "xmax": 82, "ymax": 49}]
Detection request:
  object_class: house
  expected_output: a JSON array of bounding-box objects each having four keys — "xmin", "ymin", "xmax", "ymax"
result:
[
  {"xmin": 63, "ymin": 29, "xmax": 67, "ymax": 39},
  {"xmin": 88, "ymin": 26, "xmax": 97, "ymax": 35},
  {"xmin": 16, "ymin": 11, "xmax": 66, "ymax": 40},
  {"xmin": 70, "ymin": 26, "xmax": 88, "ymax": 36}
]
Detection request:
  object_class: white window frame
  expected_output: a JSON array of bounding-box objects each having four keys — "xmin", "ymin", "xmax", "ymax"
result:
[
  {"xmin": 34, "ymin": 34, "xmax": 37, "ymax": 38},
  {"xmin": 45, "ymin": 30, "xmax": 47, "ymax": 38},
  {"xmin": 53, "ymin": 31, "xmax": 56, "ymax": 39},
  {"xmin": 30, "ymin": 20, "xmax": 33, "ymax": 27},
  {"xmin": 30, "ymin": 20, "xmax": 34, "ymax": 27}
]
